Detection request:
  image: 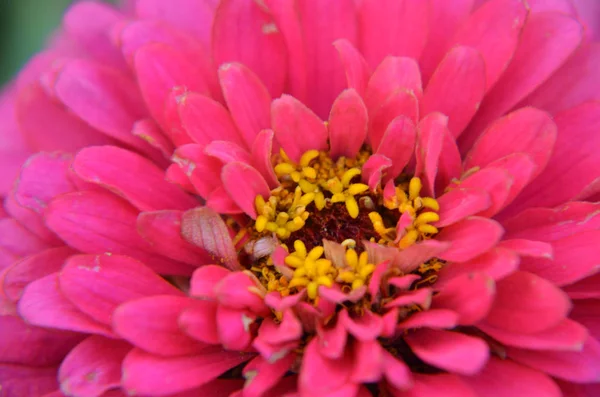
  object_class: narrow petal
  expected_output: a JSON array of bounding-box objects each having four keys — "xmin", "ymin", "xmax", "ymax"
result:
[
  {"xmin": 397, "ymin": 373, "xmax": 477, "ymax": 397},
  {"xmin": 361, "ymin": 154, "xmax": 392, "ymax": 191},
  {"xmin": 340, "ymin": 309, "xmax": 384, "ymax": 341},
  {"xmin": 59, "ymin": 336, "xmax": 131, "ymax": 397},
  {"xmin": 189, "ymin": 265, "xmax": 230, "ymax": 299},
  {"xmin": 216, "ymin": 306, "xmax": 256, "ymax": 351},
  {"xmin": 18, "ymin": 274, "xmax": 113, "ymax": 337},
  {"xmin": 458, "ymin": 168, "xmax": 513, "ymax": 218},
  {"xmin": 398, "ymin": 309, "xmax": 459, "ymax": 330},
  {"xmin": 114, "ymin": 295, "xmax": 205, "ymax": 356},
  {"xmin": 222, "ymin": 162, "xmax": 270, "ymax": 218},
  {"xmin": 364, "ymin": 56, "xmax": 422, "ymax": 112},
  {"xmin": 382, "ymin": 350, "xmax": 413, "ymax": 390},
  {"xmin": 181, "ymin": 207, "xmax": 241, "ymax": 271},
  {"xmin": 421, "ymin": 46, "xmax": 486, "ymax": 137},
  {"xmin": 214, "ymin": 271, "xmax": 269, "ymax": 315},
  {"xmin": 333, "ymin": 39, "xmax": 371, "ymax": 96},
  {"xmin": 484, "ymin": 271, "xmax": 571, "ymax": 334},
  {"xmin": 213, "ymin": 0, "xmax": 287, "ymax": 98},
  {"xmin": 351, "ymin": 339, "xmax": 384, "ymax": 383},
  {"xmin": 299, "ymin": 338, "xmax": 353, "ymax": 395},
  {"xmin": 368, "ymin": 89, "xmax": 419, "ymax": 151},
  {"xmin": 434, "ymin": 188, "xmax": 491, "ymax": 228},
  {"xmin": 179, "ymin": 299, "xmax": 219, "ymax": 345},
  {"xmin": 436, "ymin": 217, "xmax": 504, "ymax": 263},
  {"xmin": 73, "ymin": 146, "xmax": 198, "ymax": 211},
  {"xmin": 122, "ymin": 347, "xmax": 253, "ymax": 396},
  {"xmin": 437, "ymin": 247, "xmax": 519, "ymax": 285},
  {"xmin": 406, "ymin": 329, "xmax": 489, "ymax": 375},
  {"xmin": 432, "ymin": 272, "xmax": 495, "ymax": 325},
  {"xmin": 375, "ymin": 116, "xmax": 416, "ymax": 181},
  {"xmin": 243, "ymin": 354, "xmax": 296, "ymax": 397},
  {"xmin": 328, "ymin": 89, "xmax": 368, "ymax": 159},
  {"xmin": 271, "ymin": 94, "xmax": 328, "ymax": 162},
  {"xmin": 251, "ymin": 129, "xmax": 279, "ymax": 189},
  {"xmin": 59, "ymin": 254, "xmax": 183, "ymax": 325},
  {"xmin": 358, "ymin": 0, "xmax": 430, "ymax": 69}
]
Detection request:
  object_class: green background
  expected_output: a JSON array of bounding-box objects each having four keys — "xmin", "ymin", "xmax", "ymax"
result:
[{"xmin": 0, "ymin": 0, "xmax": 79, "ymax": 86}]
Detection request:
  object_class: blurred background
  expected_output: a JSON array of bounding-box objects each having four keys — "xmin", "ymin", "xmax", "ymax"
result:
[{"xmin": 0, "ymin": 0, "xmax": 73, "ymax": 85}]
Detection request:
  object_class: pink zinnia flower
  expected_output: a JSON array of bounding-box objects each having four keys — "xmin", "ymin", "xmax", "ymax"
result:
[{"xmin": 1, "ymin": 0, "xmax": 600, "ymax": 396}]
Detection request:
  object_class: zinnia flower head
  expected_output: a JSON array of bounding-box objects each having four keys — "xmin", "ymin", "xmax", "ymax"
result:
[{"xmin": 1, "ymin": 0, "xmax": 600, "ymax": 396}]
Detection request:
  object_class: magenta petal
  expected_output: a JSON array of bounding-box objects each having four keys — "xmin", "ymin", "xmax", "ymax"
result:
[
  {"xmin": 137, "ymin": 210, "xmax": 212, "ymax": 266},
  {"xmin": 216, "ymin": 305, "xmax": 256, "ymax": 351},
  {"xmin": 421, "ymin": 46, "xmax": 486, "ymax": 137},
  {"xmin": 113, "ymin": 295, "xmax": 205, "ymax": 356},
  {"xmin": 398, "ymin": 309, "xmax": 459, "ymax": 330},
  {"xmin": 0, "ymin": 364, "xmax": 59, "ymax": 397},
  {"xmin": 256, "ymin": 310, "xmax": 302, "ymax": 345},
  {"xmin": 251, "ymin": 129, "xmax": 279, "ymax": 189},
  {"xmin": 436, "ymin": 217, "xmax": 504, "ymax": 262},
  {"xmin": 364, "ymin": 56, "xmax": 422, "ymax": 112},
  {"xmin": 59, "ymin": 254, "xmax": 182, "ymax": 325},
  {"xmin": 122, "ymin": 347, "xmax": 253, "ymax": 396},
  {"xmin": 271, "ymin": 94, "xmax": 328, "ymax": 163},
  {"xmin": 132, "ymin": 118, "xmax": 174, "ymax": 157},
  {"xmin": 0, "ymin": 218, "xmax": 54, "ymax": 259},
  {"xmin": 400, "ymin": 373, "xmax": 476, "ymax": 397},
  {"xmin": 484, "ymin": 271, "xmax": 571, "ymax": 334},
  {"xmin": 479, "ymin": 318, "xmax": 588, "ymax": 351},
  {"xmin": 179, "ymin": 299, "xmax": 219, "ymax": 345},
  {"xmin": 361, "ymin": 154, "xmax": 392, "ymax": 191},
  {"xmin": 18, "ymin": 274, "xmax": 114, "ymax": 337},
  {"xmin": 458, "ymin": 168, "xmax": 513, "ymax": 218},
  {"xmin": 299, "ymin": 337, "xmax": 353, "ymax": 395},
  {"xmin": 205, "ymin": 140, "xmax": 252, "ymax": 165},
  {"xmin": 340, "ymin": 309, "xmax": 383, "ymax": 341},
  {"xmin": 181, "ymin": 207, "xmax": 241, "ymax": 271},
  {"xmin": 243, "ymin": 354, "xmax": 296, "ymax": 397},
  {"xmin": 366, "ymin": 240, "xmax": 450, "ymax": 274},
  {"xmin": 328, "ymin": 89, "xmax": 368, "ymax": 159},
  {"xmin": 351, "ymin": 339, "xmax": 383, "ymax": 383},
  {"xmin": 507, "ymin": 338, "xmax": 600, "ymax": 383},
  {"xmin": 333, "ymin": 39, "xmax": 371, "ymax": 96},
  {"xmin": 59, "ymin": 336, "xmax": 131, "ymax": 397},
  {"xmin": 464, "ymin": 107, "xmax": 557, "ymax": 179},
  {"xmin": 45, "ymin": 191, "xmax": 193, "ymax": 276},
  {"xmin": 385, "ymin": 288, "xmax": 432, "ymax": 310},
  {"xmin": 218, "ymin": 62, "xmax": 272, "ymax": 149},
  {"xmin": 462, "ymin": 357, "xmax": 561, "ymax": 397},
  {"xmin": 316, "ymin": 316, "xmax": 348, "ymax": 360},
  {"xmin": 434, "ymin": 188, "xmax": 491, "ymax": 228},
  {"xmin": 432, "ymin": 272, "xmax": 495, "ymax": 325},
  {"xmin": 189, "ymin": 265, "xmax": 230, "ymax": 299},
  {"xmin": 73, "ymin": 146, "xmax": 197, "ymax": 211},
  {"xmin": 405, "ymin": 329, "xmax": 489, "ymax": 375},
  {"xmin": 382, "ymin": 350, "xmax": 413, "ymax": 390},
  {"xmin": 213, "ymin": 0, "xmax": 286, "ymax": 98},
  {"xmin": 437, "ymin": 247, "xmax": 519, "ymax": 284},
  {"xmin": 214, "ymin": 271, "xmax": 268, "ymax": 315},
  {"xmin": 375, "ymin": 116, "xmax": 416, "ymax": 181},
  {"xmin": 222, "ymin": 162, "xmax": 270, "ymax": 218}
]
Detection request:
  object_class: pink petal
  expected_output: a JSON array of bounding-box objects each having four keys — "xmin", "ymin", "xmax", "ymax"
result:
[
  {"xmin": 189, "ymin": 265, "xmax": 230, "ymax": 299},
  {"xmin": 486, "ymin": 153, "xmax": 537, "ymax": 214},
  {"xmin": 213, "ymin": 0, "xmax": 286, "ymax": 98},
  {"xmin": 397, "ymin": 373, "xmax": 476, "ymax": 397},
  {"xmin": 178, "ymin": 299, "xmax": 219, "ymax": 345},
  {"xmin": 518, "ymin": 231, "xmax": 600, "ymax": 287},
  {"xmin": 405, "ymin": 329, "xmax": 489, "ymax": 375},
  {"xmin": 178, "ymin": 92, "xmax": 244, "ymax": 148},
  {"xmin": 364, "ymin": 56, "xmax": 422, "ymax": 113},
  {"xmin": 122, "ymin": 347, "xmax": 253, "ymax": 396},
  {"xmin": 464, "ymin": 107, "xmax": 557, "ymax": 178},
  {"xmin": 45, "ymin": 191, "xmax": 194, "ymax": 276},
  {"xmin": 457, "ymin": 168, "xmax": 513, "ymax": 218},
  {"xmin": 4, "ymin": 190, "xmax": 60, "ymax": 246},
  {"xmin": 0, "ymin": 218, "xmax": 53, "ymax": 259},
  {"xmin": 450, "ymin": 0, "xmax": 528, "ymax": 90},
  {"xmin": 299, "ymin": 337, "xmax": 353, "ymax": 395},
  {"xmin": 114, "ymin": 295, "xmax": 205, "ymax": 356},
  {"xmin": 461, "ymin": 357, "xmax": 561, "ymax": 397},
  {"xmin": 297, "ymin": 0, "xmax": 358, "ymax": 119},
  {"xmin": 333, "ymin": 39, "xmax": 371, "ymax": 96},
  {"xmin": 172, "ymin": 144, "xmax": 222, "ymax": 199},
  {"xmin": 132, "ymin": 118, "xmax": 174, "ymax": 158},
  {"xmin": 432, "ymin": 272, "xmax": 495, "ymax": 325},
  {"xmin": 462, "ymin": 12, "xmax": 583, "ymax": 151},
  {"xmin": 368, "ymin": 89, "xmax": 419, "ymax": 152},
  {"xmin": 398, "ymin": 309, "xmax": 459, "ymax": 330},
  {"xmin": 59, "ymin": 254, "xmax": 183, "ymax": 326},
  {"xmin": 570, "ymin": 299, "xmax": 600, "ymax": 339},
  {"xmin": 414, "ymin": 113, "xmax": 462, "ymax": 197},
  {"xmin": 59, "ymin": 336, "xmax": 131, "ymax": 397},
  {"xmin": 375, "ymin": 116, "xmax": 416, "ymax": 181},
  {"xmin": 0, "ymin": 364, "xmax": 59, "ymax": 397},
  {"xmin": 421, "ymin": 46, "xmax": 486, "ymax": 137},
  {"xmin": 205, "ymin": 140, "xmax": 252, "ymax": 166},
  {"xmin": 251, "ymin": 129, "xmax": 279, "ymax": 189},
  {"xmin": 218, "ymin": 62, "xmax": 272, "ymax": 149},
  {"xmin": 256, "ymin": 310, "xmax": 302, "ymax": 346},
  {"xmin": 16, "ymin": 82, "xmax": 114, "ymax": 152},
  {"xmin": 134, "ymin": 43, "xmax": 209, "ymax": 128},
  {"xmin": 479, "ymin": 318, "xmax": 588, "ymax": 351},
  {"xmin": 387, "ymin": 275, "xmax": 422, "ymax": 290},
  {"xmin": 216, "ymin": 305, "xmax": 256, "ymax": 351},
  {"xmin": 436, "ymin": 247, "xmax": 519, "ymax": 285},
  {"xmin": 161, "ymin": 86, "xmax": 195, "ymax": 147},
  {"xmin": 328, "ymin": 89, "xmax": 369, "ymax": 159},
  {"xmin": 243, "ymin": 354, "xmax": 296, "ymax": 397},
  {"xmin": 271, "ymin": 94, "xmax": 328, "ymax": 162},
  {"xmin": 382, "ymin": 350, "xmax": 413, "ymax": 390},
  {"xmin": 351, "ymin": 339, "xmax": 384, "ymax": 383},
  {"xmin": 0, "ymin": 314, "xmax": 82, "ymax": 367},
  {"xmin": 340, "ymin": 309, "xmax": 384, "ymax": 341},
  {"xmin": 73, "ymin": 146, "xmax": 197, "ymax": 211},
  {"xmin": 505, "ymin": 102, "xmax": 600, "ymax": 213},
  {"xmin": 137, "ymin": 210, "xmax": 212, "ymax": 266},
  {"xmin": 358, "ymin": 0, "xmax": 430, "ymax": 69},
  {"xmin": 385, "ymin": 288, "xmax": 433, "ymax": 309},
  {"xmin": 214, "ymin": 271, "xmax": 269, "ymax": 315},
  {"xmin": 181, "ymin": 207, "xmax": 241, "ymax": 271},
  {"xmin": 222, "ymin": 162, "xmax": 270, "ymax": 218},
  {"xmin": 361, "ymin": 154, "xmax": 392, "ymax": 191},
  {"xmin": 18, "ymin": 274, "xmax": 114, "ymax": 337},
  {"xmin": 366, "ymin": 240, "xmax": 450, "ymax": 273},
  {"xmin": 54, "ymin": 60, "xmax": 153, "ymax": 151},
  {"xmin": 316, "ymin": 317, "xmax": 348, "ymax": 360},
  {"xmin": 434, "ymin": 188, "xmax": 491, "ymax": 228},
  {"xmin": 484, "ymin": 271, "xmax": 571, "ymax": 334},
  {"xmin": 507, "ymin": 338, "xmax": 600, "ymax": 383},
  {"xmin": 436, "ymin": 217, "xmax": 504, "ymax": 262}
]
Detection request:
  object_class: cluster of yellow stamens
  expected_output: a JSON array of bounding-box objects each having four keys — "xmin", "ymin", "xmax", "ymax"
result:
[
  {"xmin": 370, "ymin": 177, "xmax": 440, "ymax": 249},
  {"xmin": 255, "ymin": 186, "xmax": 314, "ymax": 239},
  {"xmin": 284, "ymin": 240, "xmax": 336, "ymax": 300},
  {"xmin": 336, "ymin": 247, "xmax": 376, "ymax": 290}
]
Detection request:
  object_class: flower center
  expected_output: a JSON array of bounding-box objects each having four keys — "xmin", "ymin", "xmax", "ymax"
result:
[{"xmin": 246, "ymin": 149, "xmax": 442, "ymax": 302}]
